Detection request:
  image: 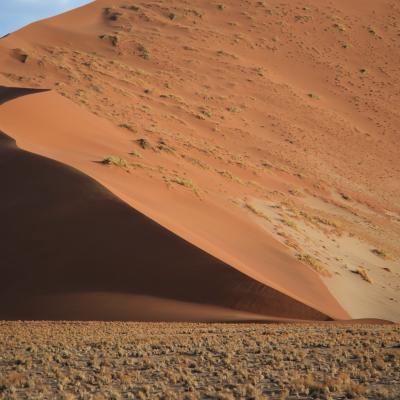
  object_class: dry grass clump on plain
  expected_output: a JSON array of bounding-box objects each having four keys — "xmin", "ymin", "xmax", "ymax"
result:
[{"xmin": 0, "ymin": 322, "xmax": 399, "ymax": 399}]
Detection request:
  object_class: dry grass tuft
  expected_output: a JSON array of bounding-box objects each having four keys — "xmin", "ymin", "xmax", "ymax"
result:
[
  {"xmin": 100, "ymin": 155, "xmax": 128, "ymax": 168},
  {"xmin": 353, "ymin": 267, "xmax": 373, "ymax": 283},
  {"xmin": 217, "ymin": 170, "xmax": 243, "ymax": 184},
  {"xmin": 135, "ymin": 138, "xmax": 152, "ymax": 150},
  {"xmin": 170, "ymin": 176, "xmax": 195, "ymax": 189},
  {"xmin": 119, "ymin": 123, "xmax": 136, "ymax": 133},
  {"xmin": 244, "ymin": 202, "xmax": 271, "ymax": 221},
  {"xmin": 297, "ymin": 253, "xmax": 332, "ymax": 277},
  {"xmin": 371, "ymin": 248, "xmax": 387, "ymax": 259}
]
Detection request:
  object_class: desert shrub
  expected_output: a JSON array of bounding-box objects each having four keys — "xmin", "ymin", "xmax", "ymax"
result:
[
  {"xmin": 352, "ymin": 267, "xmax": 373, "ymax": 283},
  {"xmin": 297, "ymin": 254, "xmax": 331, "ymax": 276},
  {"xmin": 101, "ymin": 156, "xmax": 128, "ymax": 168}
]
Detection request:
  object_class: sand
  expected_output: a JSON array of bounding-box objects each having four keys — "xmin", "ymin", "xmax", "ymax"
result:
[
  {"xmin": 0, "ymin": 90, "xmax": 344, "ymax": 321},
  {"xmin": 0, "ymin": 0, "xmax": 398, "ymax": 321}
]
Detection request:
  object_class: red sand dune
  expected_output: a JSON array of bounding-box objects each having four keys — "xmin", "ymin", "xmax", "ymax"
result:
[
  {"xmin": 0, "ymin": 0, "xmax": 399, "ymax": 321},
  {"xmin": 0, "ymin": 88, "xmax": 346, "ymax": 321},
  {"xmin": 0, "ymin": 129, "xmax": 328, "ymax": 321}
]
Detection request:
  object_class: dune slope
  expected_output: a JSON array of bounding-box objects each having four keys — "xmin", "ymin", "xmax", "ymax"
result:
[
  {"xmin": 0, "ymin": 0, "xmax": 399, "ymax": 321},
  {"xmin": 0, "ymin": 128, "xmax": 333, "ymax": 321}
]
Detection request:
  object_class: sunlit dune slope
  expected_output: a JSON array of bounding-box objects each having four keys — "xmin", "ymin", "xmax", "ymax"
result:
[
  {"xmin": 0, "ymin": 0, "xmax": 399, "ymax": 321},
  {"xmin": 0, "ymin": 87, "xmax": 349, "ymax": 320},
  {"xmin": 0, "ymin": 126, "xmax": 334, "ymax": 321}
]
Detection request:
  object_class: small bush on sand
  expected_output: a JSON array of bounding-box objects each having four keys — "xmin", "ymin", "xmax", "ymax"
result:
[
  {"xmin": 104, "ymin": 8, "xmax": 122, "ymax": 21},
  {"xmin": 371, "ymin": 248, "xmax": 387, "ymax": 259},
  {"xmin": 135, "ymin": 138, "xmax": 152, "ymax": 150},
  {"xmin": 121, "ymin": 5, "xmax": 140, "ymax": 12},
  {"xmin": 297, "ymin": 254, "xmax": 331, "ymax": 277},
  {"xmin": 99, "ymin": 34, "xmax": 119, "ymax": 47},
  {"xmin": 352, "ymin": 267, "xmax": 373, "ymax": 283},
  {"xmin": 119, "ymin": 123, "xmax": 136, "ymax": 133},
  {"xmin": 101, "ymin": 156, "xmax": 128, "ymax": 168},
  {"xmin": 138, "ymin": 45, "xmax": 150, "ymax": 60},
  {"xmin": 129, "ymin": 149, "xmax": 142, "ymax": 158},
  {"xmin": 244, "ymin": 202, "xmax": 271, "ymax": 221},
  {"xmin": 171, "ymin": 177, "xmax": 195, "ymax": 189}
]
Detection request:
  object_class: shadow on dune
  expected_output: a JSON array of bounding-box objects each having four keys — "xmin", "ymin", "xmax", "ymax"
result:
[
  {"xmin": 0, "ymin": 131, "xmax": 332, "ymax": 321},
  {"xmin": 0, "ymin": 86, "xmax": 49, "ymax": 105},
  {"xmin": 0, "ymin": 85, "xmax": 334, "ymax": 321}
]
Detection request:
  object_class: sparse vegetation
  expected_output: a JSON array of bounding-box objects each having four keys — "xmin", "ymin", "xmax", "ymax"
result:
[
  {"xmin": 280, "ymin": 218, "xmax": 297, "ymax": 229},
  {"xmin": 353, "ymin": 267, "xmax": 373, "ymax": 283},
  {"xmin": 170, "ymin": 176, "xmax": 195, "ymax": 189},
  {"xmin": 371, "ymin": 248, "xmax": 387, "ymax": 259},
  {"xmin": 333, "ymin": 23, "xmax": 346, "ymax": 32},
  {"xmin": 297, "ymin": 253, "xmax": 332, "ymax": 277},
  {"xmin": 226, "ymin": 106, "xmax": 242, "ymax": 113},
  {"xmin": 135, "ymin": 138, "xmax": 152, "ymax": 150},
  {"xmin": 198, "ymin": 107, "xmax": 212, "ymax": 118},
  {"xmin": 137, "ymin": 44, "xmax": 150, "ymax": 60},
  {"xmin": 307, "ymin": 93, "xmax": 320, "ymax": 99},
  {"xmin": 0, "ymin": 322, "xmax": 398, "ymax": 399},
  {"xmin": 156, "ymin": 139, "xmax": 175, "ymax": 154},
  {"xmin": 121, "ymin": 5, "xmax": 140, "ymax": 12},
  {"xmin": 245, "ymin": 202, "xmax": 271, "ymax": 221},
  {"xmin": 217, "ymin": 170, "xmax": 243, "ymax": 184},
  {"xmin": 181, "ymin": 155, "xmax": 209, "ymax": 169},
  {"xmin": 99, "ymin": 34, "xmax": 119, "ymax": 47},
  {"xmin": 339, "ymin": 192, "xmax": 350, "ymax": 201},
  {"xmin": 100, "ymin": 155, "xmax": 128, "ymax": 168},
  {"xmin": 104, "ymin": 7, "xmax": 122, "ymax": 21},
  {"xmin": 299, "ymin": 211, "xmax": 340, "ymax": 229},
  {"xmin": 1, "ymin": 0, "xmax": 397, "ymax": 327},
  {"xmin": 129, "ymin": 149, "xmax": 142, "ymax": 158},
  {"xmin": 119, "ymin": 123, "xmax": 136, "ymax": 132}
]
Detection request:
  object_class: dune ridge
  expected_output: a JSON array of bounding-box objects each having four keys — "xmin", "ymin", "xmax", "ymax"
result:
[{"xmin": 0, "ymin": 128, "xmax": 336, "ymax": 321}]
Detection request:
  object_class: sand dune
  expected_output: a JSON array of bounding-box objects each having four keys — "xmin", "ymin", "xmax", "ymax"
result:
[
  {"xmin": 0, "ymin": 0, "xmax": 398, "ymax": 321},
  {"xmin": 0, "ymin": 128, "xmax": 333, "ymax": 321},
  {"xmin": 0, "ymin": 87, "xmax": 348, "ymax": 321}
]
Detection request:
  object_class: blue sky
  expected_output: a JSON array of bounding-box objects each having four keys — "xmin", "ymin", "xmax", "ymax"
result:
[{"xmin": 0, "ymin": 0, "xmax": 92, "ymax": 37}]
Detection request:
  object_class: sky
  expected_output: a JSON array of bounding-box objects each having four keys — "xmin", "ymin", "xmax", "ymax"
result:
[{"xmin": 0, "ymin": 0, "xmax": 92, "ymax": 37}]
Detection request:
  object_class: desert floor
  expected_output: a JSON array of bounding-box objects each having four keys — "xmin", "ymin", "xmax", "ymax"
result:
[{"xmin": 0, "ymin": 322, "xmax": 399, "ymax": 399}]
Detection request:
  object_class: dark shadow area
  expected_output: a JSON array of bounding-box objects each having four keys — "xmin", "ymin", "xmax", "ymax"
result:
[
  {"xmin": 0, "ymin": 86, "xmax": 50, "ymax": 105},
  {"xmin": 0, "ymin": 131, "xmax": 331, "ymax": 321}
]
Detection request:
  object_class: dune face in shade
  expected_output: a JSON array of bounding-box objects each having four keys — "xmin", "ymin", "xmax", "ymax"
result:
[
  {"xmin": 0, "ymin": 0, "xmax": 399, "ymax": 322},
  {"xmin": 0, "ymin": 86, "xmax": 49, "ymax": 105},
  {"xmin": 0, "ymin": 129, "xmax": 333, "ymax": 321},
  {"xmin": 0, "ymin": 86, "xmax": 350, "ymax": 321}
]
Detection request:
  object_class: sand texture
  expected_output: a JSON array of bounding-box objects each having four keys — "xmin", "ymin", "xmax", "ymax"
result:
[{"xmin": 0, "ymin": 0, "xmax": 399, "ymax": 321}]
